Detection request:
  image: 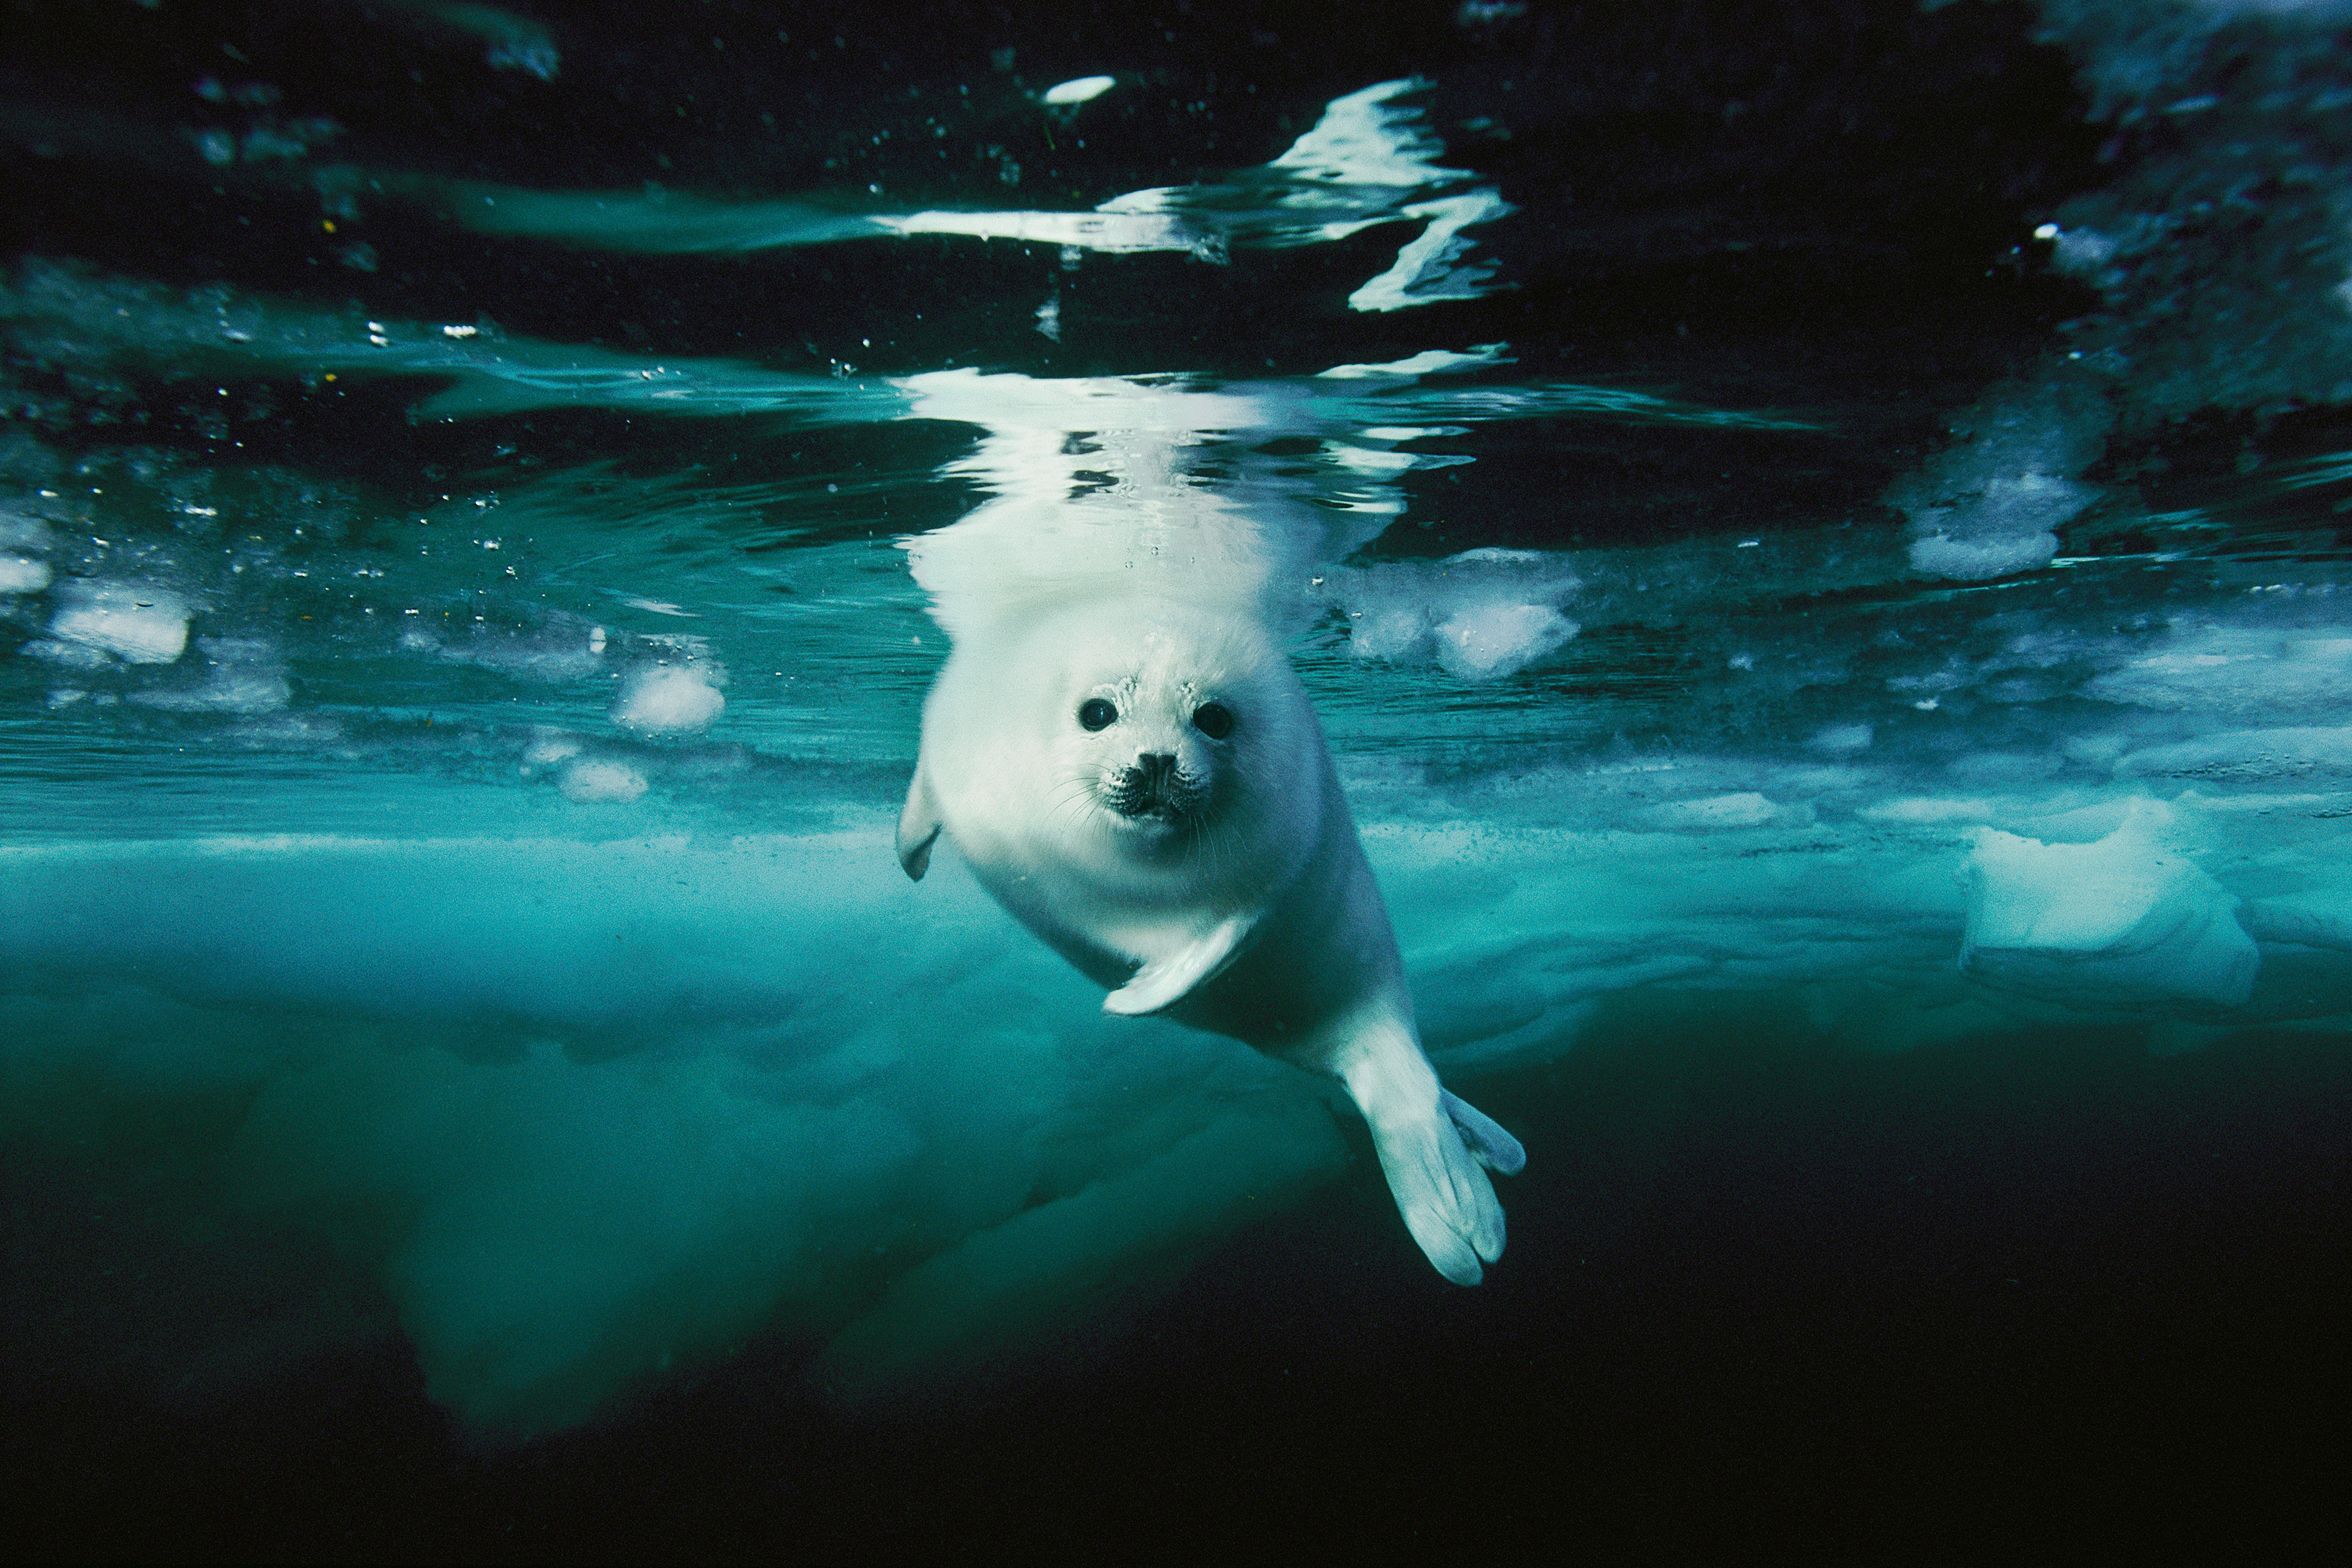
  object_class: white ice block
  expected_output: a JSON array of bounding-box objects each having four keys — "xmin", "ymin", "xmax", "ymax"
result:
[{"xmin": 1960, "ymin": 799, "xmax": 2259, "ymax": 1013}]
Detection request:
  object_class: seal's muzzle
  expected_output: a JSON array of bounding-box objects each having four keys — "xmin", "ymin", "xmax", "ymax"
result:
[{"xmin": 1109, "ymin": 752, "xmax": 1195, "ymax": 820}]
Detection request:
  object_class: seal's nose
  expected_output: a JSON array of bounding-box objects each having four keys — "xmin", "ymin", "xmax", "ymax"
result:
[{"xmin": 1110, "ymin": 752, "xmax": 1184, "ymax": 819}]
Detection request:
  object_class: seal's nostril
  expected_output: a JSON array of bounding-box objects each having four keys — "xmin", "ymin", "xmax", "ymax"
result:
[{"xmin": 1137, "ymin": 753, "xmax": 1176, "ymax": 778}]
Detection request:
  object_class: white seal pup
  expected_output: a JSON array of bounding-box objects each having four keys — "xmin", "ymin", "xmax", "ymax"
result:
[{"xmin": 897, "ymin": 592, "xmax": 1525, "ymax": 1284}]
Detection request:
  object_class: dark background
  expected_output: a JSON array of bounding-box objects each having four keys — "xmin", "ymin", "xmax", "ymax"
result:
[{"xmin": 11, "ymin": 1011, "xmax": 2345, "ymax": 1561}]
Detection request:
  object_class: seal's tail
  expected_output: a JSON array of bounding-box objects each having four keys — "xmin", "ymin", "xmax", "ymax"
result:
[{"xmin": 1339, "ymin": 1035, "xmax": 1526, "ymax": 1285}]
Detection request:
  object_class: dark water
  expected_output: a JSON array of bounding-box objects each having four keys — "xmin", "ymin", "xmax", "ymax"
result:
[
  {"xmin": 14, "ymin": 1016, "xmax": 2343, "ymax": 1560},
  {"xmin": 3, "ymin": 1, "xmax": 2347, "ymax": 1559}
]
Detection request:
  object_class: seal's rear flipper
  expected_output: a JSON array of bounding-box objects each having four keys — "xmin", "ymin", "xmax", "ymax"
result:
[
  {"xmin": 1340, "ymin": 1039, "xmax": 1520, "ymax": 1286},
  {"xmin": 1104, "ymin": 915, "xmax": 1253, "ymax": 1015},
  {"xmin": 1368, "ymin": 1104, "xmax": 1507, "ymax": 1285},
  {"xmin": 897, "ymin": 764, "xmax": 942, "ymax": 880}
]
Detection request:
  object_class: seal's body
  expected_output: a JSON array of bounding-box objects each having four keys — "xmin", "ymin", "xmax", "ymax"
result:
[{"xmin": 898, "ymin": 593, "xmax": 1523, "ymax": 1284}]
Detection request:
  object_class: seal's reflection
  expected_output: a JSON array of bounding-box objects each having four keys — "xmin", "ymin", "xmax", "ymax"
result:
[{"xmin": 896, "ymin": 370, "xmax": 1523, "ymax": 1284}]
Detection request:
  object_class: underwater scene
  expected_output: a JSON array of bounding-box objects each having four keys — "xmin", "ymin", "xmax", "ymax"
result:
[{"xmin": 3, "ymin": 1, "xmax": 2346, "ymax": 1559}]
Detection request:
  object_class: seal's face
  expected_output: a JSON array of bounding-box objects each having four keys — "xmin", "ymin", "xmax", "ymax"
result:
[
  {"xmin": 1074, "ymin": 682, "xmax": 1231, "ymax": 831},
  {"xmin": 1029, "ymin": 605, "xmax": 1278, "ymax": 850}
]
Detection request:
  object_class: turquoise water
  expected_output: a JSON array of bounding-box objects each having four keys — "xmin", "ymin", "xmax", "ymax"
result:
[{"xmin": 4, "ymin": 1, "xmax": 2347, "ymax": 1558}]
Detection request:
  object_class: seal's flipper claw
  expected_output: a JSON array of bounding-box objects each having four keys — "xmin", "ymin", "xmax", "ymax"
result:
[
  {"xmin": 1441, "ymin": 1089, "xmax": 1527, "ymax": 1175},
  {"xmin": 1103, "ymin": 915, "xmax": 1252, "ymax": 1015},
  {"xmin": 897, "ymin": 764, "xmax": 943, "ymax": 881}
]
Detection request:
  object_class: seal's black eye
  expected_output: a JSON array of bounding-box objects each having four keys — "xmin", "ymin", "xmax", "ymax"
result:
[
  {"xmin": 1191, "ymin": 702, "xmax": 1234, "ymax": 739},
  {"xmin": 1077, "ymin": 698, "xmax": 1117, "ymax": 731}
]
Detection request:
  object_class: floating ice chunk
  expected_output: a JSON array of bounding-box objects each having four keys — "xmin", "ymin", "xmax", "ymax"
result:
[
  {"xmin": 46, "ymin": 581, "xmax": 190, "ymax": 664},
  {"xmin": 610, "ymin": 663, "xmax": 726, "ymax": 736},
  {"xmin": 1041, "ymin": 75, "xmax": 1115, "ymax": 106},
  {"xmin": 1960, "ymin": 799, "xmax": 2259, "ymax": 1013},
  {"xmin": 1972, "ymin": 467, "xmax": 2095, "ymax": 528},
  {"xmin": 0, "ymin": 554, "xmax": 51, "ymax": 594},
  {"xmin": 1340, "ymin": 548, "xmax": 1579, "ymax": 679},
  {"xmin": 1890, "ymin": 370, "xmax": 2108, "ymax": 582},
  {"xmin": 1431, "ymin": 600, "xmax": 1577, "ymax": 680},
  {"xmin": 559, "ymin": 759, "xmax": 648, "ymax": 803}
]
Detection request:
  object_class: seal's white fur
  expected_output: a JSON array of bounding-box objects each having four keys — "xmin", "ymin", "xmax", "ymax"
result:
[{"xmin": 900, "ymin": 593, "xmax": 1524, "ymax": 1284}]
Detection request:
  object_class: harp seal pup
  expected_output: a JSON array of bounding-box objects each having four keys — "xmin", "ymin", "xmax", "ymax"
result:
[{"xmin": 896, "ymin": 593, "xmax": 1525, "ymax": 1284}]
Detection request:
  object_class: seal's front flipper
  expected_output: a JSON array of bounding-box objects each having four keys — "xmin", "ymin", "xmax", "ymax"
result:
[
  {"xmin": 1103, "ymin": 915, "xmax": 1252, "ymax": 1016},
  {"xmin": 897, "ymin": 763, "xmax": 943, "ymax": 881},
  {"xmin": 1442, "ymin": 1089, "xmax": 1527, "ymax": 1175}
]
